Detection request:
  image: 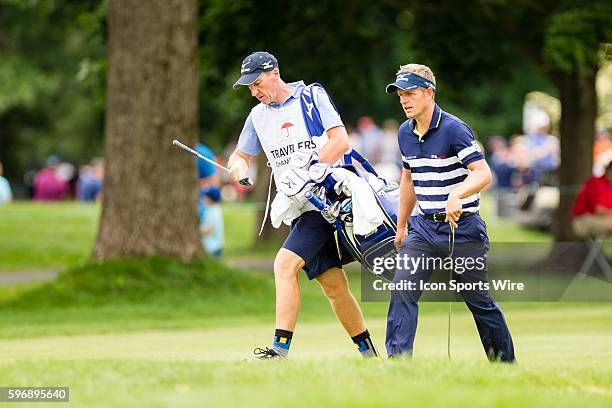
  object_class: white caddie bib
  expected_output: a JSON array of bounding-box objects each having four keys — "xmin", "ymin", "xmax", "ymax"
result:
[{"xmin": 251, "ymin": 97, "xmax": 324, "ymax": 181}]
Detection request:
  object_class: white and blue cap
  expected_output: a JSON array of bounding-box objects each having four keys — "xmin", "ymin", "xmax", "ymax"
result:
[
  {"xmin": 233, "ymin": 51, "xmax": 278, "ymax": 89},
  {"xmin": 385, "ymin": 72, "xmax": 436, "ymax": 94}
]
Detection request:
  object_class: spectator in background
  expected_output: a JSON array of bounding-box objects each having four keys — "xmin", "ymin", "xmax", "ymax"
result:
[
  {"xmin": 572, "ymin": 159, "xmax": 612, "ymax": 238},
  {"xmin": 524, "ymin": 117, "xmax": 560, "ymax": 183},
  {"xmin": 77, "ymin": 158, "xmax": 104, "ymax": 202},
  {"xmin": 487, "ymin": 135, "xmax": 520, "ymax": 218},
  {"xmin": 199, "ymin": 186, "xmax": 224, "ymax": 258},
  {"xmin": 346, "ymin": 125, "xmax": 362, "ymax": 153},
  {"xmin": 509, "ymin": 134, "xmax": 530, "ymax": 181},
  {"xmin": 487, "ymin": 135, "xmax": 516, "ymax": 189},
  {"xmin": 593, "ymin": 128, "xmax": 612, "ymax": 177},
  {"xmin": 196, "ymin": 142, "xmax": 220, "ymax": 188},
  {"xmin": 33, "ymin": 156, "xmax": 69, "ymax": 201},
  {"xmin": 0, "ymin": 161, "xmax": 13, "ymax": 205},
  {"xmin": 356, "ymin": 116, "xmax": 382, "ymax": 163},
  {"xmin": 56, "ymin": 162, "xmax": 77, "ymax": 198},
  {"xmin": 375, "ymin": 119, "xmax": 402, "ymax": 182}
]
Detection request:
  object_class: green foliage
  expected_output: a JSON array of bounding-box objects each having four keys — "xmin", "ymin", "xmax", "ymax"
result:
[
  {"xmin": 543, "ymin": 2, "xmax": 612, "ymax": 75},
  {"xmin": 0, "ymin": 54, "xmax": 59, "ymax": 113},
  {"xmin": 2, "ymin": 0, "xmax": 609, "ymax": 189},
  {"xmin": 0, "ymin": 0, "xmax": 106, "ymax": 182},
  {"xmin": 197, "ymin": 0, "xmax": 405, "ymax": 147}
]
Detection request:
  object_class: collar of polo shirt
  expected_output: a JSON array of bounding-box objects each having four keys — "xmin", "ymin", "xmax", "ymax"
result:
[
  {"xmin": 411, "ymin": 104, "xmax": 443, "ymax": 140},
  {"xmin": 268, "ymin": 81, "xmax": 305, "ymax": 108}
]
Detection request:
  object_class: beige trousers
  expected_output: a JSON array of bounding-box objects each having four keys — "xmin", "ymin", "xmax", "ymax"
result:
[{"xmin": 573, "ymin": 214, "xmax": 612, "ymax": 238}]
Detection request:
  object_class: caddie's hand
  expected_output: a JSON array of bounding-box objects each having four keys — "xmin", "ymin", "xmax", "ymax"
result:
[
  {"xmin": 445, "ymin": 191, "xmax": 462, "ymax": 229},
  {"xmin": 228, "ymin": 156, "xmax": 248, "ymax": 183},
  {"xmin": 394, "ymin": 226, "xmax": 407, "ymax": 251}
]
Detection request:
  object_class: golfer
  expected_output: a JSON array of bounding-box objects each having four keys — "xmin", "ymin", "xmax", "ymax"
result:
[
  {"xmin": 385, "ymin": 63, "xmax": 515, "ymax": 362},
  {"xmin": 228, "ymin": 51, "xmax": 378, "ymax": 359}
]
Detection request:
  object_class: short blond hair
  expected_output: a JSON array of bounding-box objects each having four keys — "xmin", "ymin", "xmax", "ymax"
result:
[{"xmin": 397, "ymin": 64, "xmax": 436, "ymax": 85}]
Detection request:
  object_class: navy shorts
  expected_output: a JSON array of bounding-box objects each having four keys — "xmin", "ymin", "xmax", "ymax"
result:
[{"xmin": 282, "ymin": 211, "xmax": 352, "ymax": 280}]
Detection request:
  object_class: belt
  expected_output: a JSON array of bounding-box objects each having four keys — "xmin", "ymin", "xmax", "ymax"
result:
[{"xmin": 423, "ymin": 211, "xmax": 479, "ymax": 223}]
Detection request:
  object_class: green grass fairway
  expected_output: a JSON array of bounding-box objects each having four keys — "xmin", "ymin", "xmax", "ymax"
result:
[
  {"xmin": 0, "ymin": 201, "xmax": 264, "ymax": 272},
  {"xmin": 1, "ymin": 260, "xmax": 611, "ymax": 407},
  {"xmin": 1, "ymin": 302, "xmax": 611, "ymax": 407},
  {"xmin": 0, "ymin": 198, "xmax": 550, "ymax": 272},
  {"xmin": 0, "ymin": 202, "xmax": 607, "ymax": 407}
]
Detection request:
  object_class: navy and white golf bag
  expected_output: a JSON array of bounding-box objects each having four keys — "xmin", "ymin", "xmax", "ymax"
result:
[
  {"xmin": 303, "ymin": 151, "xmax": 399, "ymax": 275},
  {"xmin": 295, "ymin": 82, "xmax": 400, "ymax": 274}
]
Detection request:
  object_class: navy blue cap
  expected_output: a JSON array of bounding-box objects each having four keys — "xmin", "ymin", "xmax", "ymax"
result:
[
  {"xmin": 385, "ymin": 72, "xmax": 436, "ymax": 94},
  {"xmin": 233, "ymin": 51, "xmax": 278, "ymax": 89},
  {"xmin": 200, "ymin": 186, "xmax": 221, "ymax": 202}
]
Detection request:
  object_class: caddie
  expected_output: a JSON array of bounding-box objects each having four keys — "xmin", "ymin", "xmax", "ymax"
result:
[
  {"xmin": 386, "ymin": 63, "xmax": 516, "ymax": 362},
  {"xmin": 227, "ymin": 51, "xmax": 378, "ymax": 359}
]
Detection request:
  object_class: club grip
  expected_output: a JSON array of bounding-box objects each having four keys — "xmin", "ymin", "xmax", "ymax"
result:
[
  {"xmin": 304, "ymin": 191, "xmax": 325, "ymax": 211},
  {"xmin": 239, "ymin": 178, "xmax": 254, "ymax": 186},
  {"xmin": 172, "ymin": 139, "xmax": 195, "ymax": 154}
]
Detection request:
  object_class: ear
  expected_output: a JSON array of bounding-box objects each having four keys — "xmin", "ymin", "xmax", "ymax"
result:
[{"xmin": 426, "ymin": 87, "xmax": 434, "ymax": 100}]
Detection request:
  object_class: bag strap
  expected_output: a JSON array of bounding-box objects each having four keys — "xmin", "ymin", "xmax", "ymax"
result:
[
  {"xmin": 349, "ymin": 150, "xmax": 379, "ymax": 177},
  {"xmin": 300, "ymin": 83, "xmax": 379, "ymax": 177},
  {"xmin": 300, "ymin": 82, "xmax": 335, "ymax": 138}
]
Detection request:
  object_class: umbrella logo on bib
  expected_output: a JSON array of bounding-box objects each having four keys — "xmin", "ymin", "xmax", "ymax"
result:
[{"xmin": 281, "ymin": 122, "xmax": 295, "ymax": 139}]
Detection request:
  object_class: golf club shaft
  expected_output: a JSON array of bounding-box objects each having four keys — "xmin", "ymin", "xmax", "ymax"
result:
[
  {"xmin": 447, "ymin": 224, "xmax": 455, "ymax": 360},
  {"xmin": 172, "ymin": 139, "xmax": 253, "ymax": 186},
  {"xmin": 448, "ymin": 301, "xmax": 452, "ymax": 360}
]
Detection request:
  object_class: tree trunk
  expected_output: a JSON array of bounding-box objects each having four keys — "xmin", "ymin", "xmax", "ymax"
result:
[
  {"xmin": 93, "ymin": 0, "xmax": 202, "ymax": 261},
  {"xmin": 253, "ymin": 153, "xmax": 289, "ymax": 244},
  {"xmin": 553, "ymin": 67, "xmax": 597, "ymax": 243},
  {"xmin": 543, "ymin": 67, "xmax": 597, "ymax": 270}
]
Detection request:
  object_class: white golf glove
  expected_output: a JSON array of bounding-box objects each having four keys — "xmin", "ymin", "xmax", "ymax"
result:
[{"xmin": 228, "ymin": 156, "xmax": 248, "ymax": 183}]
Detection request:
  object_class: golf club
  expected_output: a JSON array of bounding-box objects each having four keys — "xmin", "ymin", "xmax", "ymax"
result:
[
  {"xmin": 448, "ymin": 224, "xmax": 456, "ymax": 360},
  {"xmin": 172, "ymin": 139, "xmax": 254, "ymax": 186}
]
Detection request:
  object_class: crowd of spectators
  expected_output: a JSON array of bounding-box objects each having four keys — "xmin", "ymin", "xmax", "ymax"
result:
[
  {"xmin": 195, "ymin": 143, "xmax": 226, "ymax": 258},
  {"xmin": 0, "ymin": 161, "xmax": 13, "ymax": 205},
  {"xmin": 4, "ymin": 156, "xmax": 105, "ymax": 203},
  {"xmin": 347, "ymin": 117, "xmax": 402, "ymax": 182},
  {"xmin": 487, "ymin": 122, "xmax": 561, "ymax": 191},
  {"xmin": 2, "ymin": 118, "xmax": 610, "ymax": 242}
]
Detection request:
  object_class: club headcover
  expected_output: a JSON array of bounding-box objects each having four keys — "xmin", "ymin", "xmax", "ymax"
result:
[
  {"xmin": 290, "ymin": 149, "xmax": 319, "ymax": 170},
  {"xmin": 308, "ymin": 162, "xmax": 331, "ymax": 183},
  {"xmin": 277, "ymin": 167, "xmax": 312, "ymax": 197}
]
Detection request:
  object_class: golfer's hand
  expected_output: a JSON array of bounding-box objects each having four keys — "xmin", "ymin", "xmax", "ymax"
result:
[
  {"xmin": 445, "ymin": 192, "xmax": 462, "ymax": 229},
  {"xmin": 228, "ymin": 156, "xmax": 248, "ymax": 183},
  {"xmin": 394, "ymin": 226, "xmax": 407, "ymax": 251}
]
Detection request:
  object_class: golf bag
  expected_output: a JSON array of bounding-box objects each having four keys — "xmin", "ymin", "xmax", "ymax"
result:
[
  {"xmin": 297, "ymin": 82, "xmax": 399, "ymax": 274},
  {"xmin": 304, "ymin": 150, "xmax": 400, "ymax": 275}
]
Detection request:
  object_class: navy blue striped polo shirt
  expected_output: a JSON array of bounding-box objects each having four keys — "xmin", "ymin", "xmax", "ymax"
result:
[{"xmin": 398, "ymin": 104, "xmax": 485, "ymax": 215}]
